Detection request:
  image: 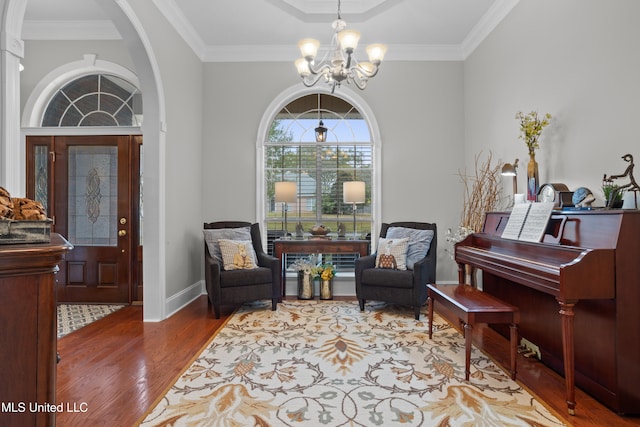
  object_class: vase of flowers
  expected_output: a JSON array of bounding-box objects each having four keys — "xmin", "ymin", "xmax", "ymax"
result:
[
  {"xmin": 313, "ymin": 263, "xmax": 335, "ymax": 300},
  {"xmin": 293, "ymin": 258, "xmax": 316, "ymax": 299},
  {"xmin": 516, "ymin": 111, "xmax": 552, "ymax": 201}
]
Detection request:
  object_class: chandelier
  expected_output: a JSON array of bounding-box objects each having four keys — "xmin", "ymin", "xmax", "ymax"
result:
[{"xmin": 294, "ymin": 0, "xmax": 387, "ymax": 93}]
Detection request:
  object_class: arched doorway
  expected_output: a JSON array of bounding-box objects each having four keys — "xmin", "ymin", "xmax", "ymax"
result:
[
  {"xmin": 4, "ymin": 0, "xmax": 168, "ymax": 319},
  {"xmin": 24, "ymin": 70, "xmax": 143, "ymax": 303}
]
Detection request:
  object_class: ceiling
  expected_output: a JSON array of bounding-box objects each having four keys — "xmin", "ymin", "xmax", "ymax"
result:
[{"xmin": 22, "ymin": 0, "xmax": 519, "ymax": 61}]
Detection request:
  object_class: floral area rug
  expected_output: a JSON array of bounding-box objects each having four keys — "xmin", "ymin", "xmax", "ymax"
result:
[
  {"xmin": 139, "ymin": 300, "xmax": 565, "ymax": 426},
  {"xmin": 57, "ymin": 304, "xmax": 125, "ymax": 338}
]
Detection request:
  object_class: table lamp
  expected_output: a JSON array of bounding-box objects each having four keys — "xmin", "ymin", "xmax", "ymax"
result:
[
  {"xmin": 501, "ymin": 159, "xmax": 519, "ymax": 204},
  {"xmin": 275, "ymin": 181, "xmax": 297, "ymax": 239},
  {"xmin": 343, "ymin": 181, "xmax": 365, "ymax": 239}
]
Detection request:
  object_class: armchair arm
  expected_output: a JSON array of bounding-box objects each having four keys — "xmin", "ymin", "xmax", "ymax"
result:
[
  {"xmin": 204, "ymin": 251, "xmax": 222, "ymax": 298},
  {"xmin": 411, "ymin": 248, "xmax": 437, "ymax": 288},
  {"xmin": 355, "ymin": 254, "xmax": 377, "ymax": 292},
  {"xmin": 255, "ymin": 250, "xmax": 278, "ymax": 268},
  {"xmin": 255, "ymin": 250, "xmax": 282, "ymax": 298}
]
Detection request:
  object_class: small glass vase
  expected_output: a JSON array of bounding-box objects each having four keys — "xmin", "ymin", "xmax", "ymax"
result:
[
  {"xmin": 527, "ymin": 154, "xmax": 539, "ymax": 201},
  {"xmin": 297, "ymin": 271, "xmax": 313, "ymax": 300},
  {"xmin": 320, "ymin": 279, "xmax": 333, "ymax": 300}
]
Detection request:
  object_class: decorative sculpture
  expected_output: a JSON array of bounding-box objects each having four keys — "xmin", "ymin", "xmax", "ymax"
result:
[{"xmin": 604, "ymin": 153, "xmax": 640, "ymax": 208}]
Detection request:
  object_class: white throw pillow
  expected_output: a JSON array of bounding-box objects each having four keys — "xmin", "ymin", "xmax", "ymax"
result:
[
  {"xmin": 218, "ymin": 239, "xmax": 257, "ymax": 270},
  {"xmin": 375, "ymin": 237, "xmax": 409, "ymax": 270},
  {"xmin": 203, "ymin": 227, "xmax": 252, "ymax": 262},
  {"xmin": 386, "ymin": 227, "xmax": 434, "ymax": 270}
]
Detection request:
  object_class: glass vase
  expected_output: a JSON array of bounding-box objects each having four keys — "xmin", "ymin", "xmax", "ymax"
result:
[
  {"xmin": 527, "ymin": 154, "xmax": 539, "ymax": 201},
  {"xmin": 320, "ymin": 279, "xmax": 333, "ymax": 300},
  {"xmin": 297, "ymin": 271, "xmax": 313, "ymax": 300}
]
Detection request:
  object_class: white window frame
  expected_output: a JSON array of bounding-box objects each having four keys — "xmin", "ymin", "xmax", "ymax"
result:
[{"xmin": 256, "ymin": 84, "xmax": 382, "ymax": 251}]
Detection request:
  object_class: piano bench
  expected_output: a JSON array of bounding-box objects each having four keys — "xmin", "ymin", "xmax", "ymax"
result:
[{"xmin": 427, "ymin": 283, "xmax": 520, "ymax": 381}]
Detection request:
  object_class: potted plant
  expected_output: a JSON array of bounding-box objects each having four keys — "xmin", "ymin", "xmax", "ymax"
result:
[{"xmin": 602, "ymin": 183, "xmax": 624, "ymax": 208}]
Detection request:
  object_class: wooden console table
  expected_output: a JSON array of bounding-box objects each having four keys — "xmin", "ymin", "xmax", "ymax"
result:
[
  {"xmin": 0, "ymin": 233, "xmax": 73, "ymax": 427},
  {"xmin": 274, "ymin": 238, "xmax": 370, "ymax": 297}
]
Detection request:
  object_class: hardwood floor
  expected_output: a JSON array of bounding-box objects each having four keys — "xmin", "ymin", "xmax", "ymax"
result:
[{"xmin": 56, "ymin": 296, "xmax": 640, "ymax": 426}]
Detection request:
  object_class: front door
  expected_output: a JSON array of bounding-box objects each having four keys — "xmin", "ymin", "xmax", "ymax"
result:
[{"xmin": 26, "ymin": 135, "xmax": 141, "ymax": 303}]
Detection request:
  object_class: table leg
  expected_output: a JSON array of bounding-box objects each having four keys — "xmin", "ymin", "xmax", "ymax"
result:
[
  {"xmin": 427, "ymin": 295, "xmax": 433, "ymax": 339},
  {"xmin": 464, "ymin": 322, "xmax": 473, "ymax": 381}
]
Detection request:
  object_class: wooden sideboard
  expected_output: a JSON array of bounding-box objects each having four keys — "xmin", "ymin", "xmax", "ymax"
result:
[{"xmin": 0, "ymin": 233, "xmax": 73, "ymax": 426}]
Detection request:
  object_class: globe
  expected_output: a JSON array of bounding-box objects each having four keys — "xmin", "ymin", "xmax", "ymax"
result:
[{"xmin": 572, "ymin": 187, "xmax": 592, "ymax": 205}]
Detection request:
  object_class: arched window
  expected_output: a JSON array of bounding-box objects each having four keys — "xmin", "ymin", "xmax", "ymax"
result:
[
  {"xmin": 41, "ymin": 74, "xmax": 142, "ymax": 127},
  {"xmin": 263, "ymin": 92, "xmax": 374, "ymax": 271}
]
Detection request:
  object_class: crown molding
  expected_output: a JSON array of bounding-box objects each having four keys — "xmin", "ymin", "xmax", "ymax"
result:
[
  {"xmin": 21, "ymin": 20, "xmax": 121, "ymax": 40},
  {"xmin": 152, "ymin": 0, "xmax": 206, "ymax": 58},
  {"xmin": 21, "ymin": 0, "xmax": 519, "ymax": 62},
  {"xmin": 201, "ymin": 43, "xmax": 464, "ymax": 63},
  {"xmin": 461, "ymin": 0, "xmax": 520, "ymax": 59}
]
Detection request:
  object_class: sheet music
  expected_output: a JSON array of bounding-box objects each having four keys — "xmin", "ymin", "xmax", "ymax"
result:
[
  {"xmin": 501, "ymin": 203, "xmax": 530, "ymax": 240},
  {"xmin": 519, "ymin": 202, "xmax": 554, "ymax": 241},
  {"xmin": 501, "ymin": 202, "xmax": 555, "ymax": 242}
]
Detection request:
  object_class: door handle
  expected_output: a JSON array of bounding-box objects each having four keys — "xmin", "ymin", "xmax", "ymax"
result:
[{"xmin": 118, "ymin": 229, "xmax": 127, "ymax": 237}]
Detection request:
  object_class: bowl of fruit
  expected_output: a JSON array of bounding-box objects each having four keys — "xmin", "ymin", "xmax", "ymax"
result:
[{"xmin": 309, "ymin": 225, "xmax": 330, "ymax": 237}]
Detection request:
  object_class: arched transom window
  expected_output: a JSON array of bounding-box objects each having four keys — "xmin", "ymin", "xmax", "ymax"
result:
[{"xmin": 42, "ymin": 74, "xmax": 142, "ymax": 127}]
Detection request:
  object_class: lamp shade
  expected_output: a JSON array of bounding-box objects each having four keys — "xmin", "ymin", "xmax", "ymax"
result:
[
  {"xmin": 343, "ymin": 181, "xmax": 365, "ymax": 204},
  {"xmin": 298, "ymin": 38, "xmax": 320, "ymax": 60},
  {"xmin": 501, "ymin": 158, "xmax": 519, "ymax": 176},
  {"xmin": 366, "ymin": 44, "xmax": 387, "ymax": 64},
  {"xmin": 275, "ymin": 181, "xmax": 297, "ymax": 203},
  {"xmin": 338, "ymin": 29, "xmax": 360, "ymax": 52},
  {"xmin": 295, "ymin": 58, "xmax": 310, "ymax": 76}
]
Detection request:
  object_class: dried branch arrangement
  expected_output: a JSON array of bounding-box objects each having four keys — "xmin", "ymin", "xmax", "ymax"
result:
[{"xmin": 458, "ymin": 151, "xmax": 503, "ymax": 233}]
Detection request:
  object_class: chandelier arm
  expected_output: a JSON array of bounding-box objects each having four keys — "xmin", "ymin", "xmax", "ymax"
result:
[
  {"xmin": 352, "ymin": 64, "xmax": 380, "ymax": 79},
  {"xmin": 301, "ymin": 72, "xmax": 327, "ymax": 87},
  {"xmin": 306, "ymin": 59, "xmax": 333, "ymax": 76},
  {"xmin": 349, "ymin": 72, "xmax": 368, "ymax": 90}
]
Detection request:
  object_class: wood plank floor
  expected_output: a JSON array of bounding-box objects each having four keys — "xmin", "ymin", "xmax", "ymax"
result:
[{"xmin": 56, "ymin": 296, "xmax": 640, "ymax": 426}]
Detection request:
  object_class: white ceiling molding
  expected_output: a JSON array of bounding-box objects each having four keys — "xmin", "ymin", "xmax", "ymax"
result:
[
  {"xmin": 152, "ymin": 0, "xmax": 206, "ymax": 58},
  {"xmin": 461, "ymin": 0, "xmax": 520, "ymax": 59},
  {"xmin": 201, "ymin": 43, "xmax": 464, "ymax": 63},
  {"xmin": 20, "ymin": 0, "xmax": 519, "ymax": 62},
  {"xmin": 264, "ymin": 0, "xmax": 405, "ymax": 23},
  {"xmin": 21, "ymin": 20, "xmax": 121, "ymax": 40}
]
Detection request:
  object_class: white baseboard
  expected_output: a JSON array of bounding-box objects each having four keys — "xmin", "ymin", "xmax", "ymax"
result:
[{"xmin": 164, "ymin": 280, "xmax": 206, "ymax": 318}]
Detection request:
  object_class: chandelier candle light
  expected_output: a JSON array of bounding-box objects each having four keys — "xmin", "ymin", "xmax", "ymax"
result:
[
  {"xmin": 275, "ymin": 181, "xmax": 297, "ymax": 239},
  {"xmin": 295, "ymin": 0, "xmax": 387, "ymax": 93}
]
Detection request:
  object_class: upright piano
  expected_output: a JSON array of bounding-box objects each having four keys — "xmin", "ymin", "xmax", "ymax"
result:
[{"xmin": 455, "ymin": 209, "xmax": 640, "ymax": 415}]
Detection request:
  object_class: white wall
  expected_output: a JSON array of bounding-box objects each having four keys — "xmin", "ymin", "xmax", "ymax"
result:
[
  {"xmin": 202, "ymin": 60, "xmax": 465, "ymax": 282},
  {"xmin": 20, "ymin": 40, "xmax": 134, "ymax": 113},
  {"xmin": 465, "ymin": 0, "xmax": 640, "ymax": 206},
  {"xmin": 120, "ymin": 0, "xmax": 204, "ymax": 300}
]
